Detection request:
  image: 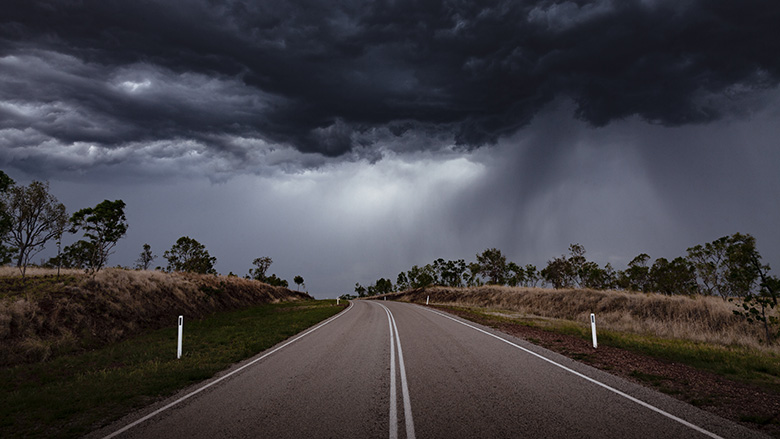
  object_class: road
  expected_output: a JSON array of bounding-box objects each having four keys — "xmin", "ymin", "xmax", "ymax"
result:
[{"xmin": 92, "ymin": 300, "xmax": 766, "ymax": 439}]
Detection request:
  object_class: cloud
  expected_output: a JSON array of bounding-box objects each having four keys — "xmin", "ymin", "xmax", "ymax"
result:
[{"xmin": 2, "ymin": 0, "xmax": 780, "ymax": 171}]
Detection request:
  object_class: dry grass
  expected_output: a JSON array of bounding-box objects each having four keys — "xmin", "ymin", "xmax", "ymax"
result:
[
  {"xmin": 0, "ymin": 268, "xmax": 310, "ymax": 366},
  {"xmin": 387, "ymin": 286, "xmax": 779, "ymax": 353},
  {"xmin": 0, "ymin": 266, "xmax": 84, "ymax": 278}
]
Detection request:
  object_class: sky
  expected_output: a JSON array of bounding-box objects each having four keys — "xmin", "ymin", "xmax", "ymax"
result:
[{"xmin": 1, "ymin": 0, "xmax": 779, "ymax": 298}]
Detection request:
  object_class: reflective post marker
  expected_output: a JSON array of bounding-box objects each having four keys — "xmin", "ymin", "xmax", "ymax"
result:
[
  {"xmin": 590, "ymin": 313, "xmax": 597, "ymax": 348},
  {"xmin": 337, "ymin": 298, "xmax": 340, "ymax": 305},
  {"xmin": 426, "ymin": 296, "xmax": 429, "ymax": 305},
  {"xmin": 177, "ymin": 316, "xmax": 184, "ymax": 359}
]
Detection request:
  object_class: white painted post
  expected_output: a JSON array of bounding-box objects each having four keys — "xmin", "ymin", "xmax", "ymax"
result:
[
  {"xmin": 426, "ymin": 296, "xmax": 429, "ymax": 305},
  {"xmin": 337, "ymin": 298, "xmax": 340, "ymax": 305},
  {"xmin": 177, "ymin": 315, "xmax": 184, "ymax": 359},
  {"xmin": 590, "ymin": 313, "xmax": 597, "ymax": 348},
  {"xmin": 384, "ymin": 296, "xmax": 386, "ymax": 301}
]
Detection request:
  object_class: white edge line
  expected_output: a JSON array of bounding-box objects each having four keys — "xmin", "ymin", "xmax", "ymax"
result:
[
  {"xmin": 103, "ymin": 301, "xmax": 355, "ymax": 439},
  {"xmin": 423, "ymin": 306, "xmax": 724, "ymax": 439}
]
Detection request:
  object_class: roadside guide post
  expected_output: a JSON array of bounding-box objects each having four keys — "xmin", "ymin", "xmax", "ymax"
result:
[
  {"xmin": 590, "ymin": 313, "xmax": 597, "ymax": 348},
  {"xmin": 177, "ymin": 316, "xmax": 184, "ymax": 359},
  {"xmin": 426, "ymin": 296, "xmax": 429, "ymax": 305}
]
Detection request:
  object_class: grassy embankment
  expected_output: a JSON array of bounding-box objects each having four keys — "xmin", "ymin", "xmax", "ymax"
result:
[
  {"xmin": 0, "ymin": 268, "xmax": 345, "ymax": 438},
  {"xmin": 385, "ymin": 286, "xmax": 780, "ymax": 390}
]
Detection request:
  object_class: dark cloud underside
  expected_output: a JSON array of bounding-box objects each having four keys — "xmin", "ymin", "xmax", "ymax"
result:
[{"xmin": 2, "ymin": 0, "xmax": 780, "ymax": 158}]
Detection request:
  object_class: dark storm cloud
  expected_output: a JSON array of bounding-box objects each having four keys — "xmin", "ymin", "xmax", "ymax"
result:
[{"xmin": 2, "ymin": 0, "xmax": 780, "ymax": 159}]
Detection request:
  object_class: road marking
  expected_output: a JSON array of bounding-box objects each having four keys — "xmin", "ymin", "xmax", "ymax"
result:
[
  {"xmin": 423, "ymin": 307, "xmax": 725, "ymax": 439},
  {"xmin": 385, "ymin": 304, "xmax": 398, "ymax": 439},
  {"xmin": 379, "ymin": 303, "xmax": 416, "ymax": 439},
  {"xmin": 102, "ymin": 301, "xmax": 355, "ymax": 439}
]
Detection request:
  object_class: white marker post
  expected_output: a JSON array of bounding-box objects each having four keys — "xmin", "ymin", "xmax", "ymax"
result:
[
  {"xmin": 426, "ymin": 296, "xmax": 429, "ymax": 305},
  {"xmin": 177, "ymin": 315, "xmax": 184, "ymax": 359},
  {"xmin": 337, "ymin": 298, "xmax": 340, "ymax": 305},
  {"xmin": 590, "ymin": 313, "xmax": 597, "ymax": 348}
]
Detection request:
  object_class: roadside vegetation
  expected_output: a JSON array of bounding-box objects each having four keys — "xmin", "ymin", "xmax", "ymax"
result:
[
  {"xmin": 356, "ymin": 233, "xmax": 779, "ymax": 343},
  {"xmin": 389, "ymin": 286, "xmax": 778, "ymax": 352},
  {"xmin": 0, "ymin": 299, "xmax": 345, "ymax": 439},
  {"xmin": 0, "ymin": 267, "xmax": 311, "ymax": 366},
  {"xmin": 0, "ymin": 169, "xmax": 305, "ymax": 288}
]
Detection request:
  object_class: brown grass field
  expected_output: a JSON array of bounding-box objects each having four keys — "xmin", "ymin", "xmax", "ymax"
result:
[
  {"xmin": 0, "ymin": 267, "xmax": 311, "ymax": 366},
  {"xmin": 385, "ymin": 285, "xmax": 779, "ymax": 353}
]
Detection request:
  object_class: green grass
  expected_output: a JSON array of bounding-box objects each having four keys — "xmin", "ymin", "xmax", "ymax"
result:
[
  {"xmin": 446, "ymin": 305, "xmax": 780, "ymax": 393},
  {"xmin": 599, "ymin": 330, "xmax": 780, "ymax": 391},
  {"xmin": 0, "ymin": 300, "xmax": 345, "ymax": 439}
]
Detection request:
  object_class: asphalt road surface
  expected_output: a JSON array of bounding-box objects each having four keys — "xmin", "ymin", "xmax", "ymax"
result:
[{"xmin": 91, "ymin": 300, "xmax": 767, "ymax": 439}]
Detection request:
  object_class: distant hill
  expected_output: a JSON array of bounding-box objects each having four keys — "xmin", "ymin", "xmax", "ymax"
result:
[{"xmin": 0, "ymin": 268, "xmax": 311, "ymax": 366}]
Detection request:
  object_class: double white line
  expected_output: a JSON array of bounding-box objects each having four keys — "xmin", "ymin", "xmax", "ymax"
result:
[{"xmin": 379, "ymin": 303, "xmax": 416, "ymax": 439}]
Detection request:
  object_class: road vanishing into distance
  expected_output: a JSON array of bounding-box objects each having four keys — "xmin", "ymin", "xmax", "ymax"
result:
[{"xmin": 92, "ymin": 301, "xmax": 766, "ymax": 439}]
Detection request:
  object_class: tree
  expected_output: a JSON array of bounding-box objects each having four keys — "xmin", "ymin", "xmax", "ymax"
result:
[
  {"xmin": 580, "ymin": 261, "xmax": 616, "ymax": 290},
  {"xmin": 688, "ymin": 233, "xmax": 762, "ymax": 298},
  {"xmin": 687, "ymin": 237, "xmax": 729, "ymax": 297},
  {"xmin": 649, "ymin": 257, "xmax": 698, "ymax": 295},
  {"xmin": 524, "ymin": 264, "xmax": 540, "ymax": 287},
  {"xmin": 723, "ymin": 233, "xmax": 762, "ymax": 298},
  {"xmin": 542, "ymin": 255, "xmax": 574, "ymax": 289},
  {"xmin": 396, "ymin": 272, "xmax": 410, "ymax": 291},
  {"xmin": 464, "ymin": 262, "xmax": 483, "ymax": 287},
  {"xmin": 726, "ymin": 234, "xmax": 779, "ymax": 343},
  {"xmin": 135, "ymin": 243, "xmax": 156, "ymax": 270},
  {"xmin": 568, "ymin": 243, "xmax": 587, "ymax": 287},
  {"xmin": 476, "ymin": 248, "xmax": 507, "ymax": 285},
  {"xmin": 164, "ymin": 236, "xmax": 217, "ymax": 274},
  {"xmin": 355, "ymin": 282, "xmax": 366, "ymax": 297},
  {"xmin": 435, "ymin": 258, "xmax": 467, "ymax": 287},
  {"xmin": 50, "ymin": 240, "xmax": 93, "ymax": 269},
  {"xmin": 506, "ymin": 262, "xmax": 525, "ymax": 287},
  {"xmin": 249, "ymin": 256, "xmax": 273, "ymax": 281},
  {"xmin": 2, "ymin": 180, "xmax": 67, "ymax": 277},
  {"xmin": 407, "ymin": 264, "xmax": 435, "ymax": 289},
  {"xmin": 620, "ymin": 253, "xmax": 651, "ymax": 292},
  {"xmin": 70, "ymin": 200, "xmax": 128, "ymax": 273},
  {"xmin": 294, "ymin": 275, "xmax": 304, "ymax": 291},
  {"xmin": 0, "ymin": 170, "xmax": 15, "ymax": 265},
  {"xmin": 265, "ymin": 274, "xmax": 288, "ymax": 287},
  {"xmin": 374, "ymin": 278, "xmax": 393, "ymax": 295}
]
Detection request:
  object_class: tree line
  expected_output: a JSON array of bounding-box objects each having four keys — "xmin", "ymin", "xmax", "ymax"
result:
[
  {"xmin": 0, "ymin": 171, "xmax": 304, "ymax": 289},
  {"xmin": 353, "ymin": 234, "xmax": 779, "ymax": 342}
]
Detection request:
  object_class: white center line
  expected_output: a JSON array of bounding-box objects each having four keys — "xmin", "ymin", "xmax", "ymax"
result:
[
  {"xmin": 385, "ymin": 304, "xmax": 398, "ymax": 439},
  {"xmin": 423, "ymin": 306, "xmax": 724, "ymax": 439},
  {"xmin": 379, "ymin": 303, "xmax": 416, "ymax": 439}
]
